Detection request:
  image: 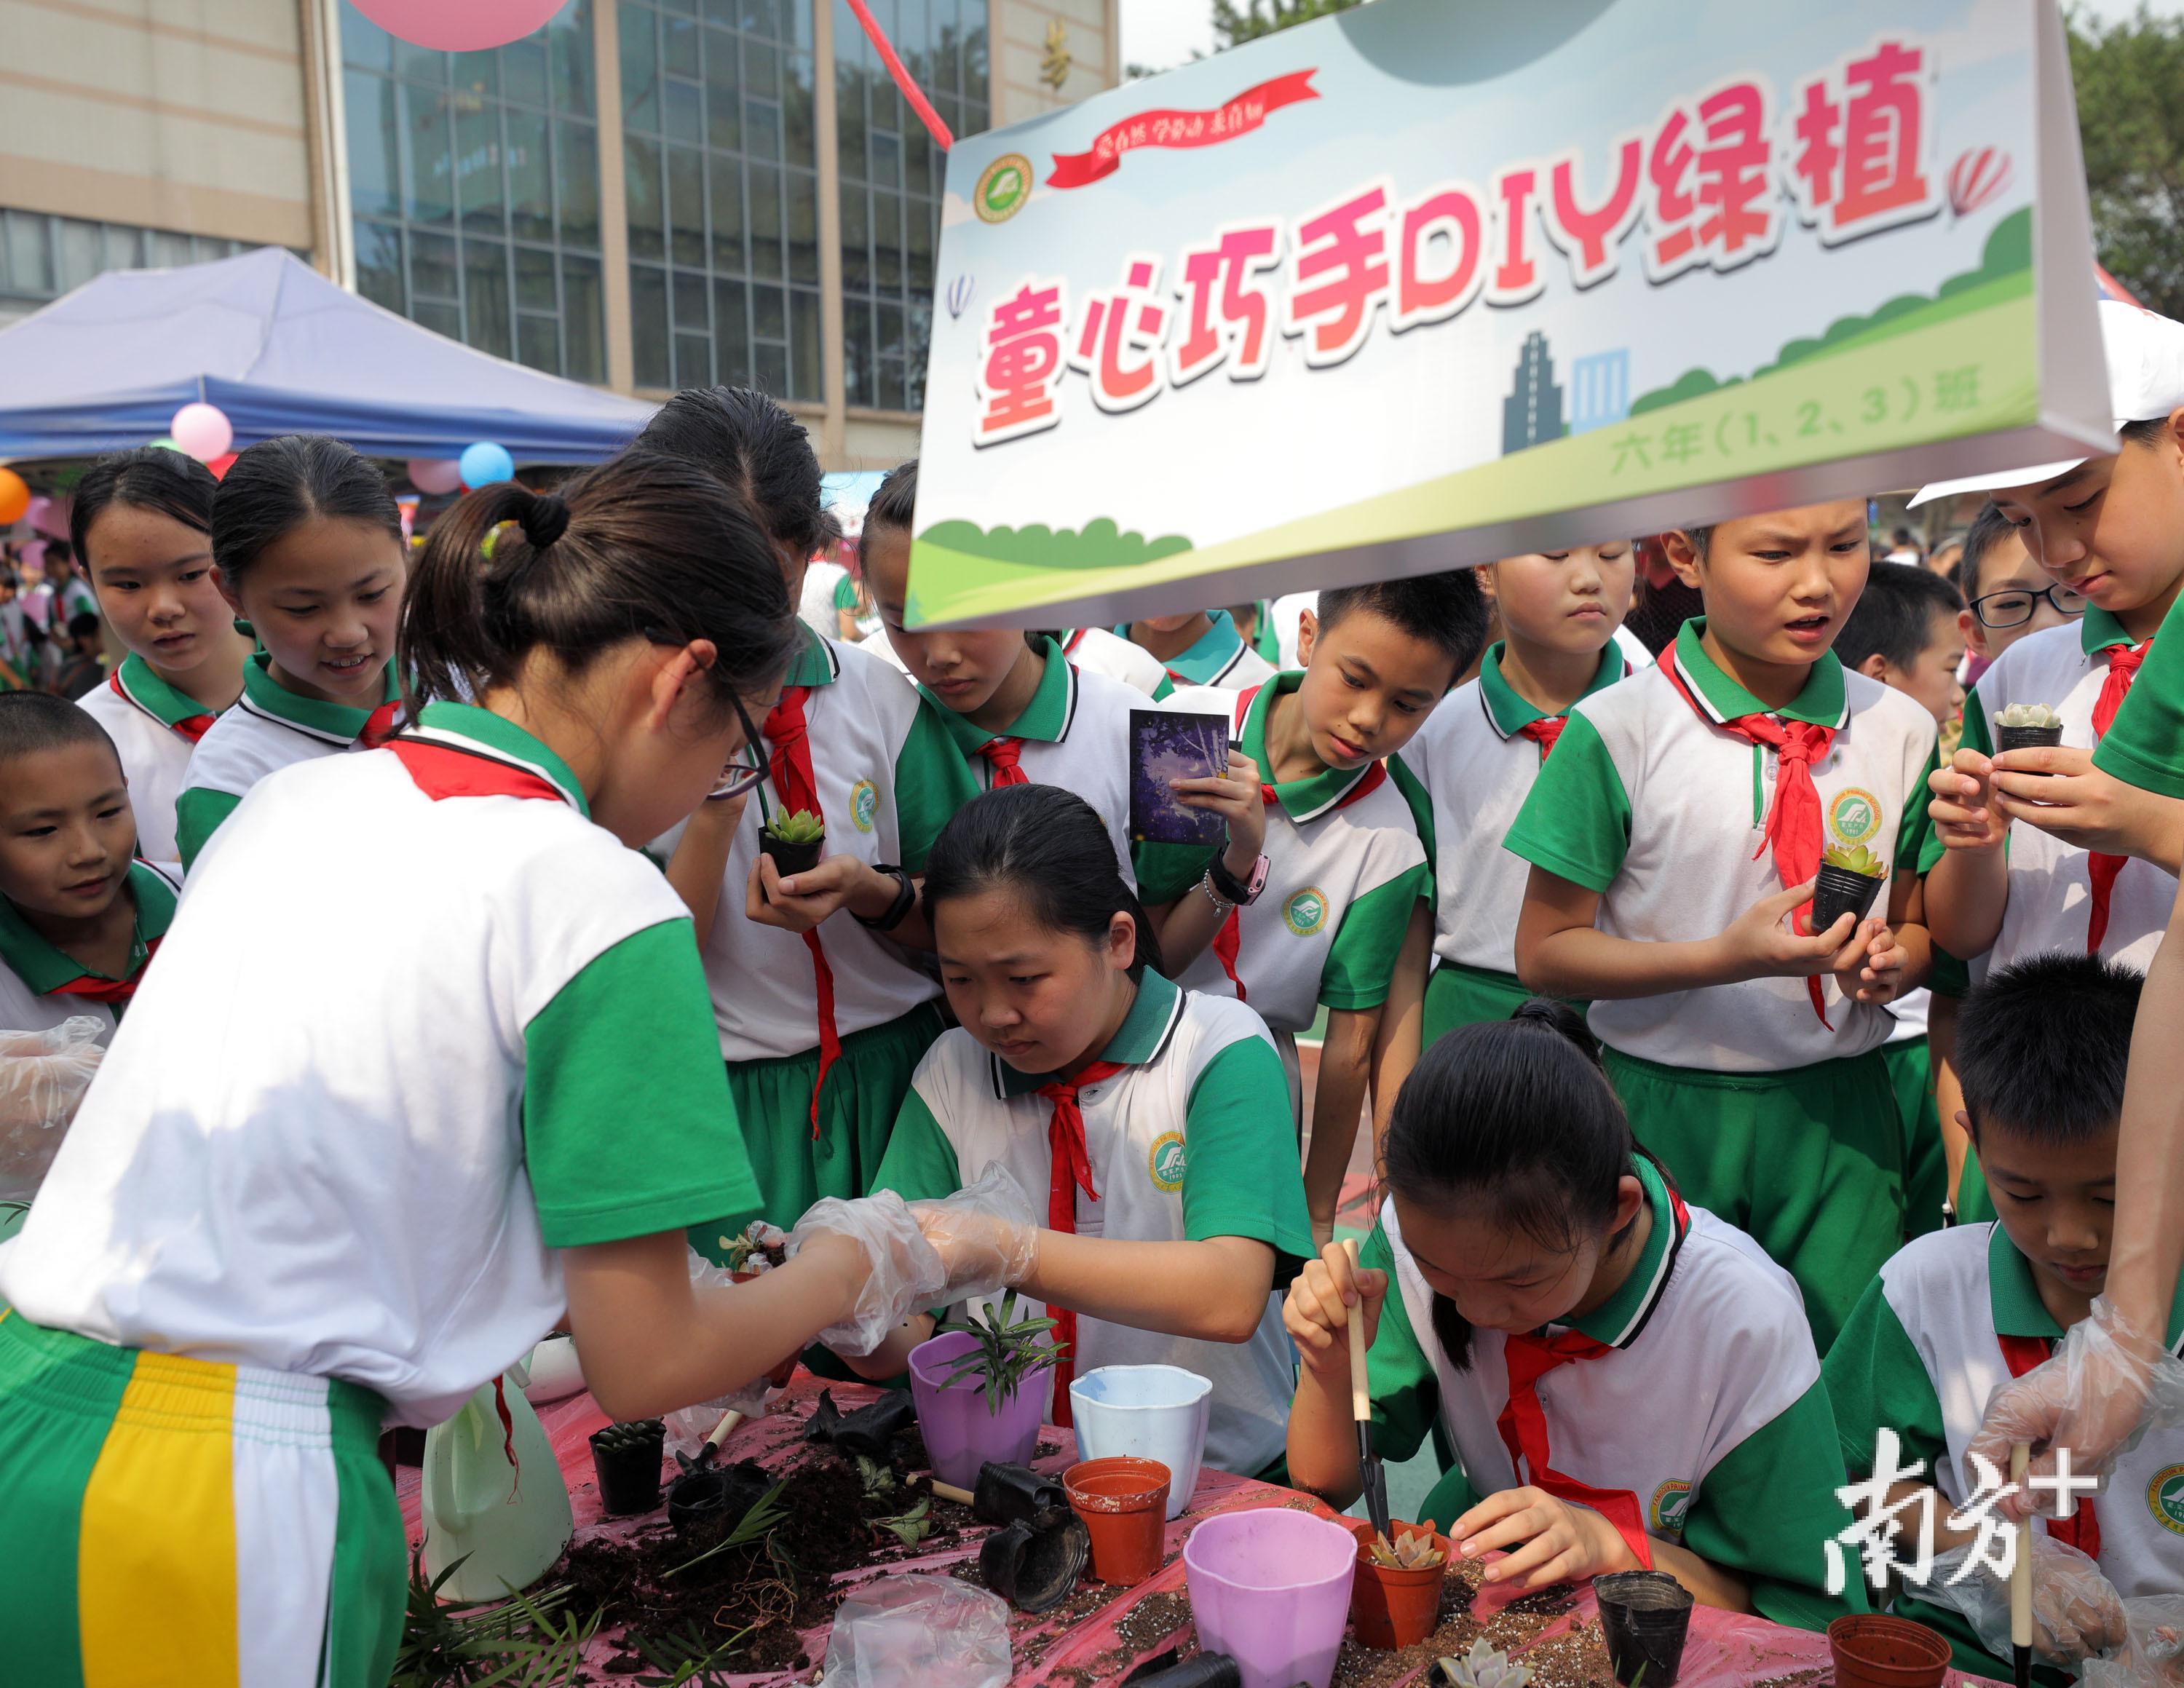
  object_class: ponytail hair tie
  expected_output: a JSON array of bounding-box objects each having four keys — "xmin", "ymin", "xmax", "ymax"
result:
[{"xmin": 519, "ymin": 493, "xmax": 570, "ymax": 550}]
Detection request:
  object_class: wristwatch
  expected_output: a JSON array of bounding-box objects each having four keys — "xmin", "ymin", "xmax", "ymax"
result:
[
  {"xmin": 1206, "ymin": 850, "xmax": 1270, "ymax": 907},
  {"xmin": 853, "ymin": 863, "xmax": 918, "ymax": 933}
]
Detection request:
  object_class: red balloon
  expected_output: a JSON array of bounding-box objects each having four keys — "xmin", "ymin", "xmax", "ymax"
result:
[
  {"xmin": 349, "ymin": 0, "xmax": 566, "ymax": 52},
  {"xmin": 205, "ymin": 453, "xmax": 238, "ymax": 481}
]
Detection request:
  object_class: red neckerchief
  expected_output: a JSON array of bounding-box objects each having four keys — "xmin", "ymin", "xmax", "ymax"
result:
[
  {"xmin": 387, "ymin": 741, "xmax": 568, "ymax": 804},
  {"xmin": 49, "ymin": 936, "xmax": 162, "ymax": 1004},
  {"xmin": 978, "ymin": 737, "xmax": 1029, "ymax": 787},
  {"xmin": 110, "ymin": 668, "xmax": 215, "ymax": 744},
  {"xmin": 2085, "ymin": 639, "xmax": 2151, "ymax": 953},
  {"xmin": 765, "ymin": 686, "xmax": 842, "ymax": 1138},
  {"xmin": 1660, "ymin": 656, "xmax": 1840, "ymax": 1028},
  {"xmin": 1209, "ymin": 684, "xmax": 1385, "ymax": 1001},
  {"xmin": 1490, "ymin": 1183, "xmax": 1692, "ymax": 1572},
  {"xmin": 362, "ymin": 698, "xmax": 404, "ymax": 750},
  {"xmin": 1998, "ymin": 1333, "xmax": 2101, "ymax": 1558},
  {"xmin": 1518, "ymin": 717, "xmax": 1565, "ymax": 759},
  {"xmin": 1033, "ymin": 1058, "xmax": 1125, "ymax": 1427}
]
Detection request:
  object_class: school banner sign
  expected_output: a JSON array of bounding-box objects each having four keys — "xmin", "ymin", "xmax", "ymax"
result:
[{"xmin": 906, "ymin": 0, "xmax": 2111, "ymax": 629}]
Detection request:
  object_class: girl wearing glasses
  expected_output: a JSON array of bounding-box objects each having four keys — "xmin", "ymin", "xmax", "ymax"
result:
[
  {"xmin": 0, "ymin": 455, "xmax": 970, "ymax": 1685},
  {"xmin": 643, "ymin": 389, "xmax": 981, "ymax": 1242}
]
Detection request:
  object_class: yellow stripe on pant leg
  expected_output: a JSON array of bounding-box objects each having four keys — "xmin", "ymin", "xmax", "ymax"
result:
[{"xmin": 79, "ymin": 1351, "xmax": 241, "ymax": 1688}]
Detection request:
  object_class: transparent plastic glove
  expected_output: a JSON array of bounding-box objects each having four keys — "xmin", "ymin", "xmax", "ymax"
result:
[
  {"xmin": 663, "ymin": 1250, "xmax": 778, "ymax": 1455},
  {"xmin": 1925, "ymin": 1537, "xmax": 2130, "ymax": 1667},
  {"xmin": 819, "ymin": 1572, "xmax": 1010, "ymax": 1688},
  {"xmin": 0, "ymin": 1017, "xmax": 106, "ymax": 1203},
  {"xmin": 1968, "ymin": 1297, "xmax": 2184, "ymax": 1520},
  {"xmin": 909, "ymin": 1161, "xmax": 1042, "ymax": 1304},
  {"xmin": 2084, "ymin": 1596, "xmax": 2184, "ymax": 1688},
  {"xmin": 788, "ymin": 1190, "xmax": 947, "ymax": 1356}
]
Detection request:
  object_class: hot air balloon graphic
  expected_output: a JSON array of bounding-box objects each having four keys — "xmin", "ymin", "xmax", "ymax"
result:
[
  {"xmin": 946, "ymin": 274, "xmax": 976, "ymax": 320},
  {"xmin": 1947, "ymin": 148, "xmax": 2012, "ymax": 218}
]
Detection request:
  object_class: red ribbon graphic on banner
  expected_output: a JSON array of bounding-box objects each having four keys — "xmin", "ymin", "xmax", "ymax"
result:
[{"xmin": 1048, "ymin": 69, "xmax": 1319, "ymax": 189}]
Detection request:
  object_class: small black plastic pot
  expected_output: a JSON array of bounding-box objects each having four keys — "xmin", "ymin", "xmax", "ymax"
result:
[
  {"xmin": 589, "ymin": 1419, "xmax": 666, "ymax": 1516},
  {"xmin": 666, "ymin": 1457, "xmax": 774, "ymax": 1539},
  {"xmin": 805, "ymin": 1388, "xmax": 918, "ymax": 1462},
  {"xmin": 1995, "ymin": 723, "xmax": 2064, "ymax": 770},
  {"xmin": 1120, "ymin": 1655, "xmax": 1241, "ymax": 1688},
  {"xmin": 1810, "ymin": 865, "xmax": 1886, "ymax": 937},
  {"xmin": 1594, "ymin": 1569, "xmax": 1696, "ymax": 1687},
  {"xmin": 979, "ymin": 1515, "xmax": 1090, "ymax": 1614},
  {"xmin": 972, "ymin": 1460, "xmax": 1070, "ymax": 1530},
  {"xmin": 759, "ymin": 832, "xmax": 825, "ymax": 882}
]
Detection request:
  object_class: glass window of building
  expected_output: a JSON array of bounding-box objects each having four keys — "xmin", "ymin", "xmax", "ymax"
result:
[
  {"xmin": 836, "ymin": 0, "xmax": 986, "ymax": 413},
  {"xmin": 0, "ymin": 211, "xmax": 253, "ymax": 322},
  {"xmin": 622, "ymin": 0, "xmax": 820, "ymax": 400},
  {"xmin": 343, "ymin": 0, "xmax": 606, "ymax": 383}
]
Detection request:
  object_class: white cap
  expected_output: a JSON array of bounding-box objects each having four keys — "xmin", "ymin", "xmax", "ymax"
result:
[{"xmin": 1908, "ymin": 298, "xmax": 2184, "ymax": 507}]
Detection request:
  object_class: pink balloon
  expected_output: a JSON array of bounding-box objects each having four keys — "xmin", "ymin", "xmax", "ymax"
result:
[
  {"xmin": 170, "ymin": 402, "xmax": 234, "ymax": 462},
  {"xmin": 349, "ymin": 0, "xmax": 567, "ymax": 52},
  {"xmin": 406, "ymin": 458, "xmax": 464, "ymax": 495}
]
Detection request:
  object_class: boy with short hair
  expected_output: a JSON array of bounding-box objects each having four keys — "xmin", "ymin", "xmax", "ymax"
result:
[
  {"xmin": 1825, "ymin": 954, "xmax": 2169, "ymax": 1679},
  {"xmin": 54, "ymin": 612, "xmax": 106, "ymax": 701},
  {"xmin": 1152, "ymin": 570, "xmax": 1489, "ymax": 1240},
  {"xmin": 1508, "ymin": 501, "xmax": 1938, "ymax": 1351},
  {"xmin": 1956, "ymin": 502, "xmax": 2078, "ymax": 686},
  {"xmin": 0, "ymin": 694, "xmax": 175, "ymax": 1045}
]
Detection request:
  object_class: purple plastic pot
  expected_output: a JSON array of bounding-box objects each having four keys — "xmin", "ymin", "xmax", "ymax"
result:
[
  {"xmin": 908, "ymin": 1328, "xmax": 1047, "ymax": 1492},
  {"xmin": 1182, "ymin": 1509, "xmax": 1358, "ymax": 1688}
]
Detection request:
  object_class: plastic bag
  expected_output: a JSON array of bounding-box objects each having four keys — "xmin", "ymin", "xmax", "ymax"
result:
[
  {"xmin": 665, "ymin": 1249, "xmax": 778, "ymax": 1457},
  {"xmin": 789, "ymin": 1189, "xmax": 951, "ymax": 1356},
  {"xmin": 0, "ymin": 1018, "xmax": 105, "ymax": 1204},
  {"xmin": 910, "ymin": 1161, "xmax": 1042, "ymax": 1304},
  {"xmin": 1923, "ymin": 1537, "xmax": 2130, "ymax": 1666},
  {"xmin": 1969, "ymin": 1297, "xmax": 2184, "ymax": 1517},
  {"xmin": 2082, "ymin": 1597, "xmax": 2184, "ymax": 1688},
  {"xmin": 818, "ymin": 1572, "xmax": 1010, "ymax": 1688}
]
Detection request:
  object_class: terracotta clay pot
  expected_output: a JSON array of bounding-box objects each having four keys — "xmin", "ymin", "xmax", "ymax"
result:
[
  {"xmin": 1827, "ymin": 1614, "xmax": 1953, "ymax": 1688},
  {"xmin": 731, "ymin": 1270, "xmax": 799, "ymax": 1386},
  {"xmin": 1064, "ymin": 1455, "xmax": 1171, "ymax": 1587},
  {"xmin": 1347, "ymin": 1518, "xmax": 1450, "ymax": 1651}
]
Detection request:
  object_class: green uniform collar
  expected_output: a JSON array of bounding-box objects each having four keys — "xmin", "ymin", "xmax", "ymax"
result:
[
  {"xmin": 1116, "ymin": 609, "xmax": 1246, "ymax": 686},
  {"xmin": 1567, "ymin": 1156, "xmax": 1688, "ymax": 1348},
  {"xmin": 1239, "ymin": 673, "xmax": 1378, "ymax": 822},
  {"xmin": 0, "ymin": 862, "xmax": 176, "ymax": 995},
  {"xmin": 111, "ymin": 654, "xmax": 221, "ymax": 733},
  {"xmin": 237, "ymin": 651, "xmax": 398, "ymax": 745},
  {"xmin": 924, "ymin": 638, "xmax": 1078, "ymax": 750},
  {"xmin": 408, "ymin": 700, "xmax": 591, "ymax": 817},
  {"xmin": 783, "ymin": 622, "xmax": 841, "ymax": 689},
  {"xmin": 2081, "ymin": 605, "xmax": 2140, "ymax": 657},
  {"xmin": 1985, "ymin": 1221, "xmax": 2184, "ymax": 1351},
  {"xmin": 1479, "ymin": 641, "xmax": 1627, "ymax": 739},
  {"xmin": 993, "ymin": 969, "xmax": 1187, "ymax": 1098},
  {"xmin": 1672, "ymin": 619, "xmax": 1847, "ymax": 728}
]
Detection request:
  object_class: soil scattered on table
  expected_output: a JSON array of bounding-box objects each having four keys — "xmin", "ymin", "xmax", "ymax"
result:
[{"xmin": 1329, "ymin": 1561, "xmax": 1612, "ymax": 1688}]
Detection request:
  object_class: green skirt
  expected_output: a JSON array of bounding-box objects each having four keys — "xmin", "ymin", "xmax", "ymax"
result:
[
  {"xmin": 1885, "ymin": 1037, "xmax": 1950, "ymax": 1239},
  {"xmin": 1421, "ymin": 962, "xmax": 1555, "ymax": 1047},
  {"xmin": 691, "ymin": 999, "xmax": 946, "ymax": 1258},
  {"xmin": 1603, "ymin": 1046, "xmax": 1904, "ymax": 1355}
]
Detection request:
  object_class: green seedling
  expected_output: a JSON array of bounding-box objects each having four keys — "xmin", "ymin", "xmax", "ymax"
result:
[{"xmin": 938, "ymin": 1287, "xmax": 1064, "ymax": 1416}]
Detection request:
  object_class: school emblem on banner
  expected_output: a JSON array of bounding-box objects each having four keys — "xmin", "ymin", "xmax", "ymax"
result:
[
  {"xmin": 1650, "ymin": 1478, "xmax": 1695, "ymax": 1537},
  {"xmin": 974, "ymin": 154, "xmax": 1033, "ymax": 224},
  {"xmin": 1828, "ymin": 788, "xmax": 1882, "ymax": 847},
  {"xmin": 1147, "ymin": 1130, "xmax": 1187, "ymax": 1192},
  {"xmin": 1283, "ymin": 886, "xmax": 1329, "ymax": 937},
  {"xmin": 850, "ymin": 779, "xmax": 879, "ymax": 833},
  {"xmin": 2149, "ymin": 1465, "xmax": 2184, "ymax": 1535}
]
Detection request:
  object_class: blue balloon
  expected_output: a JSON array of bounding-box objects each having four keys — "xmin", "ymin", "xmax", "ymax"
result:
[{"xmin": 459, "ymin": 441, "xmax": 515, "ymax": 488}]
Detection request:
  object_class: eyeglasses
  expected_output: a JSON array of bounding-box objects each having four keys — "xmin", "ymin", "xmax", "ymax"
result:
[
  {"xmin": 1970, "ymin": 584, "xmax": 2088, "ymax": 630},
  {"xmin": 707, "ymin": 692, "xmax": 769, "ymax": 801}
]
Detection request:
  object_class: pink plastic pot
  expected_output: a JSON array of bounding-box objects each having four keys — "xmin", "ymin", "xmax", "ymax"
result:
[
  {"xmin": 1183, "ymin": 1508, "xmax": 1358, "ymax": 1688},
  {"xmin": 907, "ymin": 1329, "xmax": 1045, "ymax": 1492}
]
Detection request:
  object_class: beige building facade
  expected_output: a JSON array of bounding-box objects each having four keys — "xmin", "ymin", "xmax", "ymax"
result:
[{"xmin": 0, "ymin": 0, "xmax": 1120, "ymax": 470}]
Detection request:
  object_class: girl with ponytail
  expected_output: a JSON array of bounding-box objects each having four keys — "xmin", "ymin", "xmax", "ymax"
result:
[
  {"xmin": 861, "ymin": 782, "xmax": 1315, "ymax": 1483},
  {"xmin": 175, "ymin": 434, "xmax": 407, "ymax": 870},
  {"xmin": 1283, "ymin": 999, "xmax": 1864, "ymax": 1622},
  {"xmin": 0, "ymin": 452, "xmax": 987, "ymax": 1685}
]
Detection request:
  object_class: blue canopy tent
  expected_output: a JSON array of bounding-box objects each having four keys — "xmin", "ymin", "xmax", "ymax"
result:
[{"xmin": 0, "ymin": 247, "xmax": 655, "ymax": 464}]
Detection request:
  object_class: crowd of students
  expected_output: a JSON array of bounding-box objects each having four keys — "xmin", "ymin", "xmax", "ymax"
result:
[{"xmin": 1, "ymin": 297, "xmax": 2183, "ymax": 1683}]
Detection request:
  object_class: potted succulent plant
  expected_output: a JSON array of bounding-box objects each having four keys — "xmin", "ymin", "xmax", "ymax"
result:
[
  {"xmin": 1810, "ymin": 841, "xmax": 1888, "ymax": 937},
  {"xmin": 1349, "ymin": 1519, "xmax": 1450, "ymax": 1651},
  {"xmin": 1994, "ymin": 700, "xmax": 2065, "ymax": 759},
  {"xmin": 759, "ymin": 808, "xmax": 827, "ymax": 879},
  {"xmin": 588, "ymin": 1418, "xmax": 667, "ymax": 1517},
  {"xmin": 908, "ymin": 1288, "xmax": 1059, "ymax": 1489}
]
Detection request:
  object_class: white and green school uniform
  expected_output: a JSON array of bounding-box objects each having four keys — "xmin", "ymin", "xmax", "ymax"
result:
[
  {"xmin": 0, "ymin": 861, "xmax": 176, "ymax": 1045},
  {"xmin": 0, "ymin": 702, "xmax": 761, "ymax": 1687},
  {"xmin": 919, "ymin": 637, "xmax": 1148, "ymax": 889},
  {"xmin": 1505, "ymin": 622, "xmax": 1939, "ymax": 1352},
  {"xmin": 174, "ymin": 653, "xmax": 401, "ymax": 871},
  {"xmin": 1117, "ymin": 609, "xmax": 1277, "ymax": 690},
  {"xmin": 679, "ymin": 630, "xmax": 977, "ymax": 1245},
  {"xmin": 1827, "ymin": 1225, "xmax": 2184, "ymax": 1677},
  {"xmin": 1061, "ymin": 626, "xmax": 1172, "ymax": 698},
  {"xmin": 1364, "ymin": 1158, "xmax": 1864, "ymax": 1630},
  {"xmin": 1394, "ymin": 641, "xmax": 1627, "ymax": 1037},
  {"xmin": 831, "ymin": 570, "xmax": 882, "ymax": 643},
  {"xmin": 1156, "ymin": 676, "xmax": 1430, "ymax": 1113},
  {"xmin": 76, "ymin": 655, "xmax": 224, "ymax": 874},
  {"xmin": 873, "ymin": 970, "xmax": 1314, "ymax": 1479}
]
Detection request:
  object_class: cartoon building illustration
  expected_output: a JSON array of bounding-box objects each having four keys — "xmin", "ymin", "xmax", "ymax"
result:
[
  {"xmin": 1570, "ymin": 349, "xmax": 1632, "ymax": 435},
  {"xmin": 1503, "ymin": 331, "xmax": 1567, "ymax": 453}
]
